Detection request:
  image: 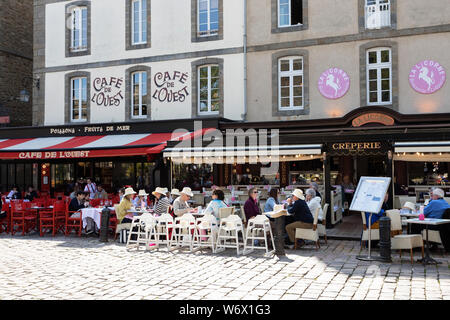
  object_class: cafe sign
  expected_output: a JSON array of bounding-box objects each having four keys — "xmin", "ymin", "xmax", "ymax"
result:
[
  {"xmin": 19, "ymin": 151, "xmax": 91, "ymax": 159},
  {"xmin": 328, "ymin": 141, "xmax": 390, "ymax": 156},
  {"xmin": 318, "ymin": 67, "xmax": 350, "ymax": 99},
  {"xmin": 152, "ymin": 71, "xmax": 189, "ymax": 103},
  {"xmin": 352, "ymin": 113, "xmax": 394, "ymax": 127},
  {"xmin": 409, "ymin": 60, "xmax": 446, "ymax": 94}
]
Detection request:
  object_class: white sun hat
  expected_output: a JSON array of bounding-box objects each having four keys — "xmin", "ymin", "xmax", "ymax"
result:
[
  {"xmin": 152, "ymin": 187, "xmax": 168, "ymax": 196},
  {"xmin": 124, "ymin": 187, "xmax": 137, "ymax": 197},
  {"xmin": 171, "ymin": 188, "xmax": 181, "ymax": 196},
  {"xmin": 291, "ymin": 189, "xmax": 305, "ymax": 200},
  {"xmin": 138, "ymin": 189, "xmax": 149, "ymax": 197},
  {"xmin": 180, "ymin": 187, "xmax": 194, "ymax": 197}
]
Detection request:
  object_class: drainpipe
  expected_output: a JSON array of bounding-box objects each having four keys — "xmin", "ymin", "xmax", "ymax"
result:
[{"xmin": 241, "ymin": 0, "xmax": 248, "ymax": 122}]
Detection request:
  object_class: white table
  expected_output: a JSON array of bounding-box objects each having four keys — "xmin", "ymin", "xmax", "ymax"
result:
[
  {"xmin": 81, "ymin": 207, "xmax": 115, "ymax": 229},
  {"xmin": 406, "ymin": 218, "xmax": 450, "ymax": 265}
]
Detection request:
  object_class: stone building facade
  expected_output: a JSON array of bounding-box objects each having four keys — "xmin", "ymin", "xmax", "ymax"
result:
[{"xmin": 0, "ymin": 0, "xmax": 34, "ymax": 127}]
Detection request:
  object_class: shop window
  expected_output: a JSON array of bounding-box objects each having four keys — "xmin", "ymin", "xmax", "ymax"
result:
[
  {"xmin": 366, "ymin": 47, "xmax": 391, "ymax": 105},
  {"xmin": 172, "ymin": 164, "xmax": 214, "ymax": 191},
  {"xmin": 71, "ymin": 77, "xmax": 88, "ymax": 122},
  {"xmin": 365, "ymin": 0, "xmax": 390, "ymax": 29},
  {"xmin": 114, "ymin": 162, "xmax": 136, "ymax": 188},
  {"xmin": 131, "ymin": 71, "xmax": 148, "ymax": 119},
  {"xmin": 16, "ymin": 164, "xmax": 25, "ymax": 192},
  {"xmin": 51, "ymin": 164, "xmax": 74, "ymax": 192},
  {"xmin": 94, "ymin": 162, "xmax": 113, "ymax": 192},
  {"xmin": 0, "ymin": 164, "xmax": 7, "ymax": 192},
  {"xmin": 7, "ymin": 164, "xmax": 15, "ymax": 190},
  {"xmin": 278, "ymin": 56, "xmax": 303, "ymax": 110}
]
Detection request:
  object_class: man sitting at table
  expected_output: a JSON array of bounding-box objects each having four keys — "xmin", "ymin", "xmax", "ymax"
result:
[
  {"xmin": 69, "ymin": 191, "xmax": 97, "ymax": 235},
  {"xmin": 95, "ymin": 185, "xmax": 108, "ymax": 200},
  {"xmin": 285, "ymin": 189, "xmax": 314, "ymax": 249},
  {"xmin": 172, "ymin": 187, "xmax": 197, "ymax": 217},
  {"xmin": 423, "ymin": 188, "xmax": 450, "ymax": 219}
]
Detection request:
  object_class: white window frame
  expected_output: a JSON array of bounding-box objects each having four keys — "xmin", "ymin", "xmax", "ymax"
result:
[
  {"xmin": 278, "ymin": 0, "xmax": 303, "ymax": 28},
  {"xmin": 197, "ymin": 0, "xmax": 219, "ymax": 37},
  {"xmin": 131, "ymin": 71, "xmax": 148, "ymax": 119},
  {"xmin": 365, "ymin": 0, "xmax": 391, "ymax": 29},
  {"xmin": 366, "ymin": 47, "xmax": 392, "ymax": 106},
  {"xmin": 198, "ymin": 64, "xmax": 220, "ymax": 115},
  {"xmin": 70, "ymin": 6, "xmax": 87, "ymax": 52},
  {"xmin": 278, "ymin": 56, "xmax": 304, "ymax": 110},
  {"xmin": 70, "ymin": 77, "xmax": 87, "ymax": 123},
  {"xmin": 131, "ymin": 0, "xmax": 147, "ymax": 45}
]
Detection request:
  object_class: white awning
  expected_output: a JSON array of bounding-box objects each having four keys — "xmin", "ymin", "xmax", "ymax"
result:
[
  {"xmin": 164, "ymin": 144, "xmax": 323, "ymax": 164},
  {"xmin": 394, "ymin": 141, "xmax": 450, "ymax": 162}
]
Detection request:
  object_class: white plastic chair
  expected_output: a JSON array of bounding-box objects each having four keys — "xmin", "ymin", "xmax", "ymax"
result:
[
  {"xmin": 421, "ymin": 229, "xmax": 443, "ymax": 247},
  {"xmin": 294, "ymin": 207, "xmax": 321, "ymax": 249},
  {"xmin": 193, "ymin": 213, "xmax": 219, "ymax": 253},
  {"xmin": 317, "ymin": 203, "xmax": 329, "ymax": 244},
  {"xmin": 170, "ymin": 213, "xmax": 196, "ymax": 252},
  {"xmin": 154, "ymin": 213, "xmax": 174, "ymax": 251},
  {"xmin": 387, "ymin": 210, "xmax": 424, "ymax": 263},
  {"xmin": 216, "ymin": 214, "xmax": 245, "ymax": 255},
  {"xmin": 243, "ymin": 215, "xmax": 275, "ymax": 256},
  {"xmin": 238, "ymin": 205, "xmax": 247, "ymax": 226},
  {"xmin": 218, "ymin": 207, "xmax": 234, "ymax": 221},
  {"xmin": 126, "ymin": 213, "xmax": 156, "ymax": 251}
]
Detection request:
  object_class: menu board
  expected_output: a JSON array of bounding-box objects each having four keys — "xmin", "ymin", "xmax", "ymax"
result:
[{"xmin": 349, "ymin": 176, "xmax": 391, "ymax": 213}]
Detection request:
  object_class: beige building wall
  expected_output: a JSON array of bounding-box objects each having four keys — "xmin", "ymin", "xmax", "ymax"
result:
[
  {"xmin": 246, "ymin": 34, "xmax": 450, "ymax": 122},
  {"xmin": 398, "ymin": 0, "xmax": 450, "ymax": 29}
]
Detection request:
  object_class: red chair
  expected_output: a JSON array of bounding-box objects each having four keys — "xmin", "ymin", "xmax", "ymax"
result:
[
  {"xmin": 108, "ymin": 209, "xmax": 118, "ymax": 238},
  {"xmin": 65, "ymin": 202, "xmax": 83, "ymax": 237},
  {"xmin": 45, "ymin": 198, "xmax": 57, "ymax": 207},
  {"xmin": 54, "ymin": 192, "xmax": 65, "ymax": 199},
  {"xmin": 39, "ymin": 201, "xmax": 66, "ymax": 237},
  {"xmin": 0, "ymin": 203, "xmax": 11, "ymax": 234},
  {"xmin": 11, "ymin": 202, "xmax": 37, "ymax": 235}
]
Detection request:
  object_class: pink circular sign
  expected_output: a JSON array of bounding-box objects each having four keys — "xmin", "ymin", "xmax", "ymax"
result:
[
  {"xmin": 409, "ymin": 60, "xmax": 446, "ymax": 94},
  {"xmin": 318, "ymin": 68, "xmax": 350, "ymax": 99}
]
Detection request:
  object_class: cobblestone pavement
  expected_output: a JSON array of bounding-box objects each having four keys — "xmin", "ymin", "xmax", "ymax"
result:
[{"xmin": 0, "ymin": 234, "xmax": 449, "ymax": 300}]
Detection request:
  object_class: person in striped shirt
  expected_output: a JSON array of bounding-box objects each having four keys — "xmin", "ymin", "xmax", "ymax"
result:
[{"xmin": 152, "ymin": 187, "xmax": 171, "ymax": 216}]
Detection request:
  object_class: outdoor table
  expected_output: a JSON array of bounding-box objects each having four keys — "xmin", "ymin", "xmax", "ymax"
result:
[
  {"xmin": 82, "ymin": 207, "xmax": 115, "ymax": 230},
  {"xmin": 29, "ymin": 206, "xmax": 53, "ymax": 231},
  {"xmin": 264, "ymin": 211, "xmax": 291, "ymax": 256},
  {"xmin": 406, "ymin": 218, "xmax": 450, "ymax": 265}
]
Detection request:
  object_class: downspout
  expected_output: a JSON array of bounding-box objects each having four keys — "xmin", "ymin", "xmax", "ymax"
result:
[{"xmin": 242, "ymin": 0, "xmax": 248, "ymax": 121}]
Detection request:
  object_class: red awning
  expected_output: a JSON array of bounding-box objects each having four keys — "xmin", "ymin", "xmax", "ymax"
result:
[{"xmin": 0, "ymin": 129, "xmax": 212, "ymax": 160}]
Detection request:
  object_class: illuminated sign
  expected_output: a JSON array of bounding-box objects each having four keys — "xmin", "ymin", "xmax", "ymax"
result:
[{"xmin": 352, "ymin": 113, "xmax": 394, "ymax": 127}]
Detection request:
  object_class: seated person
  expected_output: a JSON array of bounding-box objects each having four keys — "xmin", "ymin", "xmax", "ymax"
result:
[
  {"xmin": 95, "ymin": 185, "xmax": 108, "ymax": 200},
  {"xmin": 152, "ymin": 187, "xmax": 171, "ymax": 216},
  {"xmin": 68, "ymin": 191, "xmax": 86, "ymax": 213},
  {"xmin": 204, "ymin": 189, "xmax": 228, "ymax": 219},
  {"xmin": 244, "ymin": 188, "xmax": 261, "ymax": 222},
  {"xmin": 305, "ymin": 188, "xmax": 323, "ymax": 223},
  {"xmin": 285, "ymin": 189, "xmax": 313, "ymax": 249},
  {"xmin": 172, "ymin": 187, "xmax": 197, "ymax": 217},
  {"xmin": 7, "ymin": 186, "xmax": 21, "ymax": 199},
  {"xmin": 424, "ymin": 188, "xmax": 449, "ymax": 219},
  {"xmin": 364, "ymin": 192, "xmax": 390, "ymax": 229},
  {"xmin": 264, "ymin": 188, "xmax": 279, "ymax": 212},
  {"xmin": 309, "ymin": 182, "xmax": 322, "ymax": 200},
  {"xmin": 400, "ymin": 201, "xmax": 416, "ymax": 214},
  {"xmin": 24, "ymin": 186, "xmax": 38, "ymax": 202},
  {"xmin": 117, "ymin": 187, "xmax": 137, "ymax": 224},
  {"xmin": 133, "ymin": 190, "xmax": 148, "ymax": 208}
]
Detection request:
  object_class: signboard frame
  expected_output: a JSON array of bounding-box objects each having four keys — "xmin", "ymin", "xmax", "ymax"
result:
[{"xmin": 349, "ymin": 176, "xmax": 391, "ymax": 214}]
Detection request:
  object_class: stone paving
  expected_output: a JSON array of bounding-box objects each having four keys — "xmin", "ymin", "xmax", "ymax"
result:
[{"xmin": 0, "ymin": 233, "xmax": 449, "ymax": 300}]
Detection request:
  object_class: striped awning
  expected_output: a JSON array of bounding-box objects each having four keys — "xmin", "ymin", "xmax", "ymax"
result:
[{"xmin": 0, "ymin": 129, "xmax": 211, "ymax": 160}]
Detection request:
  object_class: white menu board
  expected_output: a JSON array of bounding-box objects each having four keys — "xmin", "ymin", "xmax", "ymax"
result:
[{"xmin": 349, "ymin": 176, "xmax": 391, "ymax": 214}]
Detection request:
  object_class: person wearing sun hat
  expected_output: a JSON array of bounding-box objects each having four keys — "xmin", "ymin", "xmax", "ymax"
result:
[
  {"xmin": 172, "ymin": 187, "xmax": 197, "ymax": 217},
  {"xmin": 400, "ymin": 201, "xmax": 416, "ymax": 214},
  {"xmin": 284, "ymin": 189, "xmax": 313, "ymax": 249},
  {"xmin": 117, "ymin": 187, "xmax": 137, "ymax": 223},
  {"xmin": 169, "ymin": 189, "xmax": 181, "ymax": 204},
  {"xmin": 152, "ymin": 187, "xmax": 171, "ymax": 216},
  {"xmin": 133, "ymin": 189, "xmax": 148, "ymax": 208}
]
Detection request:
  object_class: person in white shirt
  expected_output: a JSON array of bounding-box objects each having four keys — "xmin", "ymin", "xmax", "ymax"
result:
[
  {"xmin": 172, "ymin": 187, "xmax": 197, "ymax": 217},
  {"xmin": 305, "ymin": 188, "xmax": 323, "ymax": 223},
  {"xmin": 84, "ymin": 178, "xmax": 97, "ymax": 199}
]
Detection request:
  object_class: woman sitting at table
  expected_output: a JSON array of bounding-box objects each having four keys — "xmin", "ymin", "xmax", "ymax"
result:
[
  {"xmin": 172, "ymin": 187, "xmax": 197, "ymax": 217},
  {"xmin": 204, "ymin": 189, "xmax": 228, "ymax": 219},
  {"xmin": 152, "ymin": 187, "xmax": 171, "ymax": 216},
  {"xmin": 133, "ymin": 190, "xmax": 148, "ymax": 208},
  {"xmin": 117, "ymin": 187, "xmax": 137, "ymax": 224},
  {"xmin": 264, "ymin": 188, "xmax": 279, "ymax": 212},
  {"xmin": 244, "ymin": 187, "xmax": 261, "ymax": 222}
]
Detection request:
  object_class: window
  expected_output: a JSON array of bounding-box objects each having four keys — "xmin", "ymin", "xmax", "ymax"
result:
[
  {"xmin": 278, "ymin": 0, "xmax": 303, "ymax": 27},
  {"xmin": 132, "ymin": 0, "xmax": 147, "ymax": 45},
  {"xmin": 365, "ymin": 0, "xmax": 390, "ymax": 29},
  {"xmin": 131, "ymin": 71, "xmax": 148, "ymax": 119},
  {"xmin": 198, "ymin": 65, "xmax": 220, "ymax": 114},
  {"xmin": 278, "ymin": 56, "xmax": 303, "ymax": 110},
  {"xmin": 70, "ymin": 6, "xmax": 87, "ymax": 51},
  {"xmin": 198, "ymin": 0, "xmax": 219, "ymax": 36},
  {"xmin": 366, "ymin": 48, "xmax": 391, "ymax": 105},
  {"xmin": 71, "ymin": 77, "xmax": 88, "ymax": 122}
]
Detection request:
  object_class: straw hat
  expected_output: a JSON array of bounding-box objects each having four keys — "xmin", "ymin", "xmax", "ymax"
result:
[
  {"xmin": 138, "ymin": 189, "xmax": 148, "ymax": 197},
  {"xmin": 402, "ymin": 201, "xmax": 415, "ymax": 211},
  {"xmin": 180, "ymin": 187, "xmax": 194, "ymax": 197},
  {"xmin": 124, "ymin": 187, "xmax": 137, "ymax": 197},
  {"xmin": 171, "ymin": 188, "xmax": 181, "ymax": 196},
  {"xmin": 291, "ymin": 189, "xmax": 305, "ymax": 200},
  {"xmin": 152, "ymin": 187, "xmax": 168, "ymax": 196}
]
